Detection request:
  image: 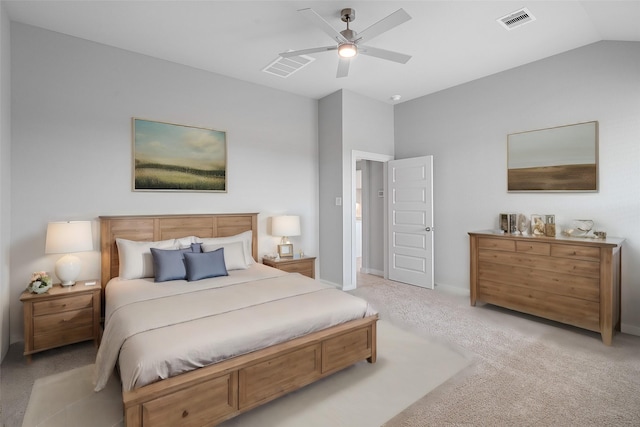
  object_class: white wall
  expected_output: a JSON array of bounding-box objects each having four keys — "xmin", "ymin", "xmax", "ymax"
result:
[
  {"xmin": 394, "ymin": 41, "xmax": 640, "ymax": 335},
  {"xmin": 9, "ymin": 23, "xmax": 318, "ymax": 343},
  {"xmin": 0, "ymin": 2, "xmax": 11, "ymax": 360}
]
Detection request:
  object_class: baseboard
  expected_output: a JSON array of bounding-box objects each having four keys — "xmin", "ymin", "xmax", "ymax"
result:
[
  {"xmin": 621, "ymin": 323, "xmax": 640, "ymax": 337},
  {"xmin": 342, "ymin": 282, "xmax": 356, "ymax": 291},
  {"xmin": 360, "ymin": 268, "xmax": 384, "ymax": 276},
  {"xmin": 434, "ymin": 282, "xmax": 469, "ymax": 296},
  {"xmin": 319, "ymin": 279, "xmax": 355, "ymax": 291}
]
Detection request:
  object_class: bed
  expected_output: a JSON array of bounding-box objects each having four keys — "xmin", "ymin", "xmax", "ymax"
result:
[{"xmin": 95, "ymin": 213, "xmax": 378, "ymax": 427}]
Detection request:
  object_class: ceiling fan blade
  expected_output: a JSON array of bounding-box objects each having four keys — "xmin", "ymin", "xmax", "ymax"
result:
[
  {"xmin": 359, "ymin": 45, "xmax": 412, "ymax": 64},
  {"xmin": 357, "ymin": 8, "xmax": 411, "ymax": 43},
  {"xmin": 280, "ymin": 46, "xmax": 337, "ymax": 58},
  {"xmin": 298, "ymin": 8, "xmax": 347, "ymax": 43},
  {"xmin": 336, "ymin": 58, "xmax": 350, "ymax": 78}
]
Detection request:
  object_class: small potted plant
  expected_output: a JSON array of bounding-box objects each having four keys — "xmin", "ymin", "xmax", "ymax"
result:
[{"xmin": 28, "ymin": 271, "xmax": 53, "ymax": 294}]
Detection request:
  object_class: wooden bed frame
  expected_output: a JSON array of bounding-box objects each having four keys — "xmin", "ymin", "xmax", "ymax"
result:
[{"xmin": 99, "ymin": 213, "xmax": 378, "ymax": 427}]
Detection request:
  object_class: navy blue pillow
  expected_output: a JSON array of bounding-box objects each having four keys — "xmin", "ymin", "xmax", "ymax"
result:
[
  {"xmin": 184, "ymin": 248, "xmax": 228, "ymax": 281},
  {"xmin": 150, "ymin": 247, "xmax": 192, "ymax": 282}
]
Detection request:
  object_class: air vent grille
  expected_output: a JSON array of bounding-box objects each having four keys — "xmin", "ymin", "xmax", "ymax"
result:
[
  {"xmin": 497, "ymin": 8, "xmax": 536, "ymax": 30},
  {"xmin": 262, "ymin": 54, "xmax": 315, "ymax": 78}
]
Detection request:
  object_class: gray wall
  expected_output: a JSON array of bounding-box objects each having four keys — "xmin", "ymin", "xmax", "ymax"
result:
[
  {"xmin": 8, "ymin": 23, "xmax": 318, "ymax": 343},
  {"xmin": 0, "ymin": 3, "xmax": 11, "ymax": 360},
  {"xmin": 394, "ymin": 41, "xmax": 640, "ymax": 334},
  {"xmin": 318, "ymin": 91, "xmax": 343, "ymax": 286},
  {"xmin": 318, "ymin": 89, "xmax": 394, "ymax": 289}
]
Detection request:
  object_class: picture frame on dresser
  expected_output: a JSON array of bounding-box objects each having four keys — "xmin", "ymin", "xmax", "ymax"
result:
[{"xmin": 278, "ymin": 243, "xmax": 293, "ymax": 258}]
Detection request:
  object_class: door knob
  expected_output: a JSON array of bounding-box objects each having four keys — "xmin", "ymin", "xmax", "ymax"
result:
[{"xmin": 425, "ymin": 227, "xmax": 433, "ymax": 231}]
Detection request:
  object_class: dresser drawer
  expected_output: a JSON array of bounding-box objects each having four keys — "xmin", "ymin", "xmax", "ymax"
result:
[
  {"xmin": 478, "ymin": 263, "xmax": 600, "ymax": 302},
  {"xmin": 33, "ymin": 307, "xmax": 94, "ymax": 335},
  {"xmin": 516, "ymin": 241, "xmax": 550, "ymax": 256},
  {"xmin": 478, "ymin": 237, "xmax": 515, "ymax": 251},
  {"xmin": 280, "ymin": 260, "xmax": 314, "ymax": 275},
  {"xmin": 478, "ymin": 281, "xmax": 600, "ymax": 332},
  {"xmin": 239, "ymin": 344, "xmax": 320, "ymax": 408},
  {"xmin": 143, "ymin": 372, "xmax": 237, "ymax": 426},
  {"xmin": 34, "ymin": 325, "xmax": 94, "ymax": 350},
  {"xmin": 479, "ymin": 250, "xmax": 600, "ymax": 278},
  {"xmin": 33, "ymin": 294, "xmax": 93, "ymax": 316},
  {"xmin": 262, "ymin": 257, "xmax": 316, "ymax": 278},
  {"xmin": 551, "ymin": 244, "xmax": 601, "ymax": 261}
]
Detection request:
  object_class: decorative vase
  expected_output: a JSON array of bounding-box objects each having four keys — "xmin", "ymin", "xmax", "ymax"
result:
[
  {"xmin": 28, "ymin": 280, "xmax": 52, "ymax": 294},
  {"xmin": 28, "ymin": 272, "xmax": 53, "ymax": 294}
]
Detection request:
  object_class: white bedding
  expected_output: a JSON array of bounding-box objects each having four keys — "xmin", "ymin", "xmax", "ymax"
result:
[{"xmin": 93, "ymin": 264, "xmax": 376, "ymax": 392}]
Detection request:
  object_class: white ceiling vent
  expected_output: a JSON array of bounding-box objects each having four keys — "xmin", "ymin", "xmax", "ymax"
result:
[
  {"xmin": 262, "ymin": 54, "xmax": 315, "ymax": 78},
  {"xmin": 497, "ymin": 8, "xmax": 536, "ymax": 30}
]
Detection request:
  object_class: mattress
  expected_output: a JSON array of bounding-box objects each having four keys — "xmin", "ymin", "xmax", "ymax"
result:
[{"xmin": 93, "ymin": 264, "xmax": 376, "ymax": 392}]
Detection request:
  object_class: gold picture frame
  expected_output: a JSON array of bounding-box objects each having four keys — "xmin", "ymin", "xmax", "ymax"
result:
[
  {"xmin": 132, "ymin": 118, "xmax": 227, "ymax": 192},
  {"xmin": 278, "ymin": 243, "xmax": 293, "ymax": 258}
]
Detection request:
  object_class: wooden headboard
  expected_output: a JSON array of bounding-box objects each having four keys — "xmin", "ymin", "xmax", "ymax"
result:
[{"xmin": 100, "ymin": 213, "xmax": 258, "ymax": 287}]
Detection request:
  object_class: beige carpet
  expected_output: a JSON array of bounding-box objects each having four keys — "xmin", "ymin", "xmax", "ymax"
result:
[
  {"xmin": 352, "ymin": 275, "xmax": 640, "ymax": 427},
  {"xmin": 22, "ymin": 321, "xmax": 470, "ymax": 427}
]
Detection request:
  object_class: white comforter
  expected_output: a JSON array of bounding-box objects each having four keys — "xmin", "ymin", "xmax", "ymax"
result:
[{"xmin": 93, "ymin": 264, "xmax": 376, "ymax": 392}]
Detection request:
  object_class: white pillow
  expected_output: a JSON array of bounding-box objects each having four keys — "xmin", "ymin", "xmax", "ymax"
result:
[
  {"xmin": 202, "ymin": 241, "xmax": 248, "ymax": 270},
  {"xmin": 116, "ymin": 238, "xmax": 178, "ymax": 279},
  {"xmin": 196, "ymin": 230, "xmax": 254, "ymax": 265},
  {"xmin": 175, "ymin": 235, "xmax": 198, "ymax": 248}
]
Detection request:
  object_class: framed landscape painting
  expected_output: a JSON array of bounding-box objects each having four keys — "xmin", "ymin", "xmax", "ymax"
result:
[{"xmin": 132, "ymin": 118, "xmax": 227, "ymax": 192}]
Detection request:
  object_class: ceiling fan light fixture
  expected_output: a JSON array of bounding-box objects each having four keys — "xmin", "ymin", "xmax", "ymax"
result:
[{"xmin": 338, "ymin": 42, "xmax": 357, "ymax": 58}]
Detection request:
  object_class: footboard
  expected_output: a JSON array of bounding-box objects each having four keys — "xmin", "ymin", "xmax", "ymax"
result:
[{"xmin": 122, "ymin": 315, "xmax": 378, "ymax": 427}]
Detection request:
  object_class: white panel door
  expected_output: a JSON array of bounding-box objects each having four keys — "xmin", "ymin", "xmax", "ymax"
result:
[{"xmin": 387, "ymin": 156, "xmax": 434, "ymax": 288}]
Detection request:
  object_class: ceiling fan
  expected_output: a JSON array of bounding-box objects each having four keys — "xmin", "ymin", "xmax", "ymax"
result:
[{"xmin": 279, "ymin": 7, "xmax": 412, "ymax": 78}]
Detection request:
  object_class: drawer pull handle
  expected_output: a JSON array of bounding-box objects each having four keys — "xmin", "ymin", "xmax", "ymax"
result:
[{"xmin": 182, "ymin": 410, "xmax": 189, "ymax": 418}]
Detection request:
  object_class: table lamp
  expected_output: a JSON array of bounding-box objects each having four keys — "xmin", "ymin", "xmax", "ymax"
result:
[
  {"xmin": 272, "ymin": 215, "xmax": 300, "ymax": 258},
  {"xmin": 45, "ymin": 221, "xmax": 93, "ymax": 286}
]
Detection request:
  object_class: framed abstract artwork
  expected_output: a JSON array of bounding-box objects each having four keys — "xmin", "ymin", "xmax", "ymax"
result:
[
  {"xmin": 507, "ymin": 121, "xmax": 598, "ymax": 192},
  {"xmin": 132, "ymin": 118, "xmax": 227, "ymax": 192}
]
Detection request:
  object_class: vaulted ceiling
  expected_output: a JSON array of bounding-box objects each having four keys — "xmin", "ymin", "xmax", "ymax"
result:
[{"xmin": 5, "ymin": 1, "xmax": 640, "ymax": 103}]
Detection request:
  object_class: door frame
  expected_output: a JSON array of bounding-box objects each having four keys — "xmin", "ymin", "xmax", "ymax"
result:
[{"xmin": 349, "ymin": 150, "xmax": 394, "ymax": 288}]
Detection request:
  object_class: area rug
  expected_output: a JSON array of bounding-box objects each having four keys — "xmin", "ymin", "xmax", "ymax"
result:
[{"xmin": 22, "ymin": 321, "xmax": 470, "ymax": 427}]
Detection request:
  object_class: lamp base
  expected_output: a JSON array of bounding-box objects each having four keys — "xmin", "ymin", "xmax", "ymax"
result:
[{"xmin": 55, "ymin": 254, "xmax": 81, "ymax": 287}]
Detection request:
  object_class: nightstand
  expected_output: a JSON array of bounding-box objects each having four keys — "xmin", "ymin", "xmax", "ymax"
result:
[
  {"xmin": 20, "ymin": 280, "xmax": 101, "ymax": 362},
  {"xmin": 262, "ymin": 256, "xmax": 316, "ymax": 279}
]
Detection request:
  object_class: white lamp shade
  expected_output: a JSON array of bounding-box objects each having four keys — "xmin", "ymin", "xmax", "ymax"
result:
[
  {"xmin": 272, "ymin": 215, "xmax": 301, "ymax": 238},
  {"xmin": 45, "ymin": 221, "xmax": 93, "ymax": 254},
  {"xmin": 45, "ymin": 221, "xmax": 93, "ymax": 286}
]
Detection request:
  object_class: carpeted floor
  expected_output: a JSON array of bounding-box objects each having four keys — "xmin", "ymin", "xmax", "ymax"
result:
[
  {"xmin": 4, "ymin": 272, "xmax": 640, "ymax": 426},
  {"xmin": 350, "ymin": 273, "xmax": 640, "ymax": 426}
]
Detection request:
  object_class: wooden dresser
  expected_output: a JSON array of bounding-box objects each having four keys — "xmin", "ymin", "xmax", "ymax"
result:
[
  {"xmin": 469, "ymin": 231, "xmax": 623, "ymax": 345},
  {"xmin": 20, "ymin": 281, "xmax": 101, "ymax": 361}
]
